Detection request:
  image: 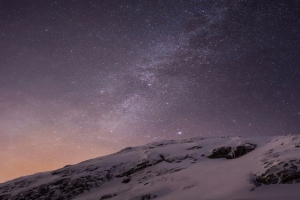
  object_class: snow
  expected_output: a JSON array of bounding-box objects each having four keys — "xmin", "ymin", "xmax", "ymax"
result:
[{"xmin": 1, "ymin": 135, "xmax": 300, "ymax": 200}]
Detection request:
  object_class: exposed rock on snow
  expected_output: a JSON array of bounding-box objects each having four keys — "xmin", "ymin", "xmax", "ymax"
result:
[
  {"xmin": 121, "ymin": 178, "xmax": 131, "ymax": 183},
  {"xmin": 100, "ymin": 193, "xmax": 117, "ymax": 199},
  {"xmin": 186, "ymin": 146, "xmax": 202, "ymax": 150},
  {"xmin": 254, "ymin": 160, "xmax": 300, "ymax": 186},
  {"xmin": 1, "ymin": 135, "xmax": 300, "ymax": 200},
  {"xmin": 207, "ymin": 143, "xmax": 257, "ymax": 159},
  {"xmin": 140, "ymin": 194, "xmax": 157, "ymax": 200}
]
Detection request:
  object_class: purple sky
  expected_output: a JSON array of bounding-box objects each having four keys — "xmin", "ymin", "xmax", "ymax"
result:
[{"xmin": 1, "ymin": 0, "xmax": 300, "ymax": 182}]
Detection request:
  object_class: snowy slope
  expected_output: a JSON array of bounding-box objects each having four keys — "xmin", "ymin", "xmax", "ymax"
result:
[{"xmin": 1, "ymin": 135, "xmax": 300, "ymax": 200}]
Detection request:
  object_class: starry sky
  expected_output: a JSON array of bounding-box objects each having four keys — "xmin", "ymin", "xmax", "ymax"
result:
[{"xmin": 1, "ymin": 0, "xmax": 300, "ymax": 183}]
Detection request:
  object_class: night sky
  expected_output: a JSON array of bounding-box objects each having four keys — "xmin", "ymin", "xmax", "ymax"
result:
[{"xmin": 1, "ymin": 0, "xmax": 300, "ymax": 183}]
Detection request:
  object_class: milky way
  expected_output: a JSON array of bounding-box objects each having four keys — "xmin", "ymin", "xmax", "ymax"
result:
[{"xmin": 1, "ymin": 0, "xmax": 300, "ymax": 182}]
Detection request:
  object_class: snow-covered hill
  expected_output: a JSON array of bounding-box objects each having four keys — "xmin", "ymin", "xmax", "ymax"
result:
[{"xmin": 1, "ymin": 135, "xmax": 300, "ymax": 200}]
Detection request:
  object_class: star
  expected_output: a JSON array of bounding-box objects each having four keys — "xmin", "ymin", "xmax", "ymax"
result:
[{"xmin": 1, "ymin": 0, "xmax": 300, "ymax": 183}]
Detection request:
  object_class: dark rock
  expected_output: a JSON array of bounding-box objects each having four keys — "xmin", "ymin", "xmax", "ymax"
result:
[
  {"xmin": 122, "ymin": 177, "xmax": 131, "ymax": 183},
  {"xmin": 207, "ymin": 147, "xmax": 231, "ymax": 159},
  {"xmin": 170, "ymin": 168, "xmax": 184, "ymax": 173},
  {"xmin": 207, "ymin": 143, "xmax": 256, "ymax": 159},
  {"xmin": 52, "ymin": 168, "xmax": 74, "ymax": 176},
  {"xmin": 0, "ymin": 194, "xmax": 10, "ymax": 200},
  {"xmin": 141, "ymin": 194, "xmax": 157, "ymax": 200},
  {"xmin": 181, "ymin": 139, "xmax": 195, "ymax": 143},
  {"xmin": 0, "ymin": 184, "xmax": 12, "ymax": 193},
  {"xmin": 159, "ymin": 154, "xmax": 196, "ymax": 163},
  {"xmin": 0, "ymin": 169, "xmax": 113, "ymax": 200},
  {"xmin": 53, "ymin": 178, "xmax": 70, "ymax": 186},
  {"xmin": 116, "ymin": 159, "xmax": 163, "ymax": 177},
  {"xmin": 186, "ymin": 146, "xmax": 202, "ymax": 150},
  {"xmin": 37, "ymin": 184, "xmax": 49, "ymax": 195},
  {"xmin": 254, "ymin": 161, "xmax": 300, "ymax": 186},
  {"xmin": 100, "ymin": 193, "xmax": 117, "ymax": 199}
]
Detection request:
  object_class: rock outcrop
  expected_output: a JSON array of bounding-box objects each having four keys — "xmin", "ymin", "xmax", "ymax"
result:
[
  {"xmin": 253, "ymin": 160, "xmax": 300, "ymax": 186},
  {"xmin": 207, "ymin": 143, "xmax": 256, "ymax": 159}
]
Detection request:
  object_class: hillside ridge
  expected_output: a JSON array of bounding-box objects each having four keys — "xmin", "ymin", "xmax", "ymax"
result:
[{"xmin": 1, "ymin": 135, "xmax": 300, "ymax": 200}]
